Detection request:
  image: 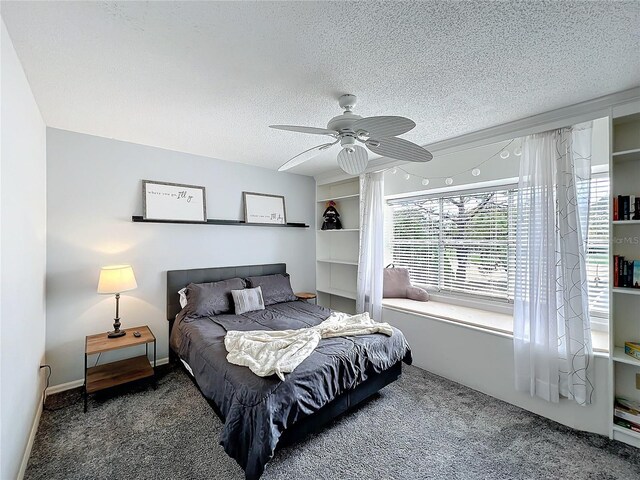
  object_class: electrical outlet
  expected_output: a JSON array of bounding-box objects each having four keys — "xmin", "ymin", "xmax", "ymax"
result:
[{"xmin": 637, "ymin": 373, "xmax": 640, "ymax": 390}]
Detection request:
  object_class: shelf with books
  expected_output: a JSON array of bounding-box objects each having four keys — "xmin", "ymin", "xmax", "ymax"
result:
[
  {"xmin": 612, "ymin": 220, "xmax": 640, "ymax": 225},
  {"xmin": 612, "ymin": 287, "xmax": 640, "ymax": 296},
  {"xmin": 613, "ymin": 398, "xmax": 640, "ymax": 437},
  {"xmin": 609, "ymin": 107, "xmax": 640, "ymax": 448},
  {"xmin": 612, "ymin": 255, "xmax": 640, "ymax": 289},
  {"xmin": 612, "ymin": 424, "xmax": 640, "ymax": 443},
  {"xmin": 612, "ymin": 195, "xmax": 640, "ymax": 222},
  {"xmin": 612, "ymin": 347, "xmax": 640, "ymax": 367}
]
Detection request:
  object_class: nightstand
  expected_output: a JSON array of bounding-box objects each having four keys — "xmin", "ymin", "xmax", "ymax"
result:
[
  {"xmin": 295, "ymin": 292, "xmax": 317, "ymax": 304},
  {"xmin": 84, "ymin": 325, "xmax": 156, "ymax": 412}
]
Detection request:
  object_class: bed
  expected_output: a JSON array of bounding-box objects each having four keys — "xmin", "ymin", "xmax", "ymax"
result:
[{"xmin": 167, "ymin": 263, "xmax": 412, "ymax": 479}]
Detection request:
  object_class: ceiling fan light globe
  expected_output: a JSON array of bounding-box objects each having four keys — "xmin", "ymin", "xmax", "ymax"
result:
[{"xmin": 337, "ymin": 145, "xmax": 368, "ymax": 175}]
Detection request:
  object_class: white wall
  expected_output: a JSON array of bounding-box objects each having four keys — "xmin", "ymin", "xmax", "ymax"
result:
[
  {"xmin": 46, "ymin": 128, "xmax": 316, "ymax": 386},
  {"xmin": 1, "ymin": 19, "xmax": 47, "ymax": 480},
  {"xmin": 384, "ymin": 308, "xmax": 610, "ymax": 435}
]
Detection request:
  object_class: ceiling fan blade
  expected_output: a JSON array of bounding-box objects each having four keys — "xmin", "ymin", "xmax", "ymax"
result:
[
  {"xmin": 365, "ymin": 137, "xmax": 433, "ymax": 163},
  {"xmin": 270, "ymin": 125, "xmax": 338, "ymax": 136},
  {"xmin": 278, "ymin": 141, "xmax": 338, "ymax": 172},
  {"xmin": 352, "ymin": 116, "xmax": 416, "ymax": 138},
  {"xmin": 337, "ymin": 145, "xmax": 368, "ymax": 175}
]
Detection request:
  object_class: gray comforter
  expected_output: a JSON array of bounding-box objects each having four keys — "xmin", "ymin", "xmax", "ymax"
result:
[{"xmin": 170, "ymin": 300, "xmax": 412, "ymax": 479}]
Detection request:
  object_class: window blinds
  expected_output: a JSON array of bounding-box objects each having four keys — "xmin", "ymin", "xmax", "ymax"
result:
[
  {"xmin": 387, "ymin": 176, "xmax": 609, "ymax": 316},
  {"xmin": 388, "ymin": 189, "xmax": 516, "ymax": 301}
]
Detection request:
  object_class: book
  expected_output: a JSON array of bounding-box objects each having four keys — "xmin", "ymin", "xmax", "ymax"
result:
[
  {"xmin": 623, "ymin": 195, "xmax": 631, "ymax": 220},
  {"xmin": 625, "ymin": 342, "xmax": 640, "ymax": 361},
  {"xmin": 614, "ymin": 418, "xmax": 640, "ymax": 433},
  {"xmin": 613, "ymin": 197, "xmax": 619, "ymax": 221},
  {"xmin": 631, "ymin": 195, "xmax": 637, "ymax": 219},
  {"xmin": 622, "ymin": 259, "xmax": 628, "ymax": 287},
  {"xmin": 615, "ymin": 398, "xmax": 640, "ymax": 426},
  {"xmin": 614, "ymin": 255, "xmax": 620, "ymax": 287},
  {"xmin": 616, "ymin": 397, "xmax": 640, "ymax": 413},
  {"xmin": 615, "ymin": 407, "xmax": 640, "ymax": 425},
  {"xmin": 634, "ymin": 260, "xmax": 640, "ymax": 288}
]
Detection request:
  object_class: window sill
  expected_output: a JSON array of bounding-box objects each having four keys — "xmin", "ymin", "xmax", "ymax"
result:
[{"xmin": 381, "ymin": 298, "xmax": 609, "ymax": 354}]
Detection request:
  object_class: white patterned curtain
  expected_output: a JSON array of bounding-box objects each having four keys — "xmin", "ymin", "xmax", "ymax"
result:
[
  {"xmin": 357, "ymin": 172, "xmax": 384, "ymax": 320},
  {"xmin": 513, "ymin": 122, "xmax": 594, "ymax": 405}
]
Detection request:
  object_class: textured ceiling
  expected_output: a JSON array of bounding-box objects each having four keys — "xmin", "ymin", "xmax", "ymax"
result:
[{"xmin": 2, "ymin": 1, "xmax": 639, "ymax": 176}]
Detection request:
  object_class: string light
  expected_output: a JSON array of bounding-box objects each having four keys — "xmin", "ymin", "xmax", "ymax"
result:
[{"xmin": 383, "ymin": 139, "xmax": 516, "ymax": 187}]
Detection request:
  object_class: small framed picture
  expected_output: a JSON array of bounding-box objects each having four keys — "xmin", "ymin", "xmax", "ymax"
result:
[
  {"xmin": 143, "ymin": 180, "xmax": 206, "ymax": 222},
  {"xmin": 243, "ymin": 192, "xmax": 287, "ymax": 225}
]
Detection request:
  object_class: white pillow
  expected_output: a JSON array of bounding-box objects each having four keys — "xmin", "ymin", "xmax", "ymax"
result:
[
  {"xmin": 179, "ymin": 288, "xmax": 188, "ymax": 309},
  {"xmin": 231, "ymin": 286, "xmax": 265, "ymax": 315}
]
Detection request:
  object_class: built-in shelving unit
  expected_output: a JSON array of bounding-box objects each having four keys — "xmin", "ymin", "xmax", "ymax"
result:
[
  {"xmin": 609, "ymin": 106, "xmax": 640, "ymax": 448},
  {"xmin": 316, "ymin": 178, "xmax": 360, "ymax": 314},
  {"xmin": 132, "ymin": 215, "xmax": 308, "ymax": 228}
]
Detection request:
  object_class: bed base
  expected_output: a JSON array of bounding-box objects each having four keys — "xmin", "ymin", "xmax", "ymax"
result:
[{"xmin": 174, "ymin": 354, "xmax": 402, "ymax": 450}]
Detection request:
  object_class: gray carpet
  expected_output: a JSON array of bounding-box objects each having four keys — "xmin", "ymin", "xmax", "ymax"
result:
[{"xmin": 26, "ymin": 363, "xmax": 640, "ymax": 480}]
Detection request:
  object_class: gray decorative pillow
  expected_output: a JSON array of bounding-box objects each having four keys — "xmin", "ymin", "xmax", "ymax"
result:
[
  {"xmin": 245, "ymin": 273, "xmax": 297, "ymax": 306},
  {"xmin": 232, "ymin": 286, "xmax": 265, "ymax": 315},
  {"xmin": 184, "ymin": 277, "xmax": 246, "ymax": 317},
  {"xmin": 383, "ymin": 266, "xmax": 429, "ymax": 302}
]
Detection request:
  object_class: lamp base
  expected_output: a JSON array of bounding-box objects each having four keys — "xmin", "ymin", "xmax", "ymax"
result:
[{"xmin": 108, "ymin": 330, "xmax": 126, "ymax": 338}]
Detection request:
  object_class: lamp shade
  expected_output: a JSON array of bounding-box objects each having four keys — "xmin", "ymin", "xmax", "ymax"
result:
[{"xmin": 97, "ymin": 265, "xmax": 137, "ymax": 294}]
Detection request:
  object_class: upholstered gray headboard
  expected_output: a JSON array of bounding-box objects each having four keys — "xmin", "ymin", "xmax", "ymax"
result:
[{"xmin": 166, "ymin": 263, "xmax": 287, "ymax": 321}]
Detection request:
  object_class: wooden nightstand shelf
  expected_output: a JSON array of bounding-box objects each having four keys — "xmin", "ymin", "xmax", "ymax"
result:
[
  {"xmin": 84, "ymin": 325, "xmax": 156, "ymax": 412},
  {"xmin": 295, "ymin": 292, "xmax": 317, "ymax": 304}
]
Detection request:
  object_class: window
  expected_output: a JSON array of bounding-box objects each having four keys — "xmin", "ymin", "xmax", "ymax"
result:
[{"xmin": 386, "ymin": 176, "xmax": 610, "ymax": 318}]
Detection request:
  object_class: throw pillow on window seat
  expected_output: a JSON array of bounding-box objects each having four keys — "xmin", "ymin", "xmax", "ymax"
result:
[{"xmin": 383, "ymin": 265, "xmax": 429, "ymax": 302}]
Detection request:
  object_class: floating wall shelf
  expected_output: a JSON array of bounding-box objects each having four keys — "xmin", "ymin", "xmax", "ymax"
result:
[{"xmin": 131, "ymin": 216, "xmax": 308, "ymax": 228}]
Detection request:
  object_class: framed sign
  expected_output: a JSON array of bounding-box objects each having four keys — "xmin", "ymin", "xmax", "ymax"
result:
[
  {"xmin": 243, "ymin": 192, "xmax": 287, "ymax": 225},
  {"xmin": 142, "ymin": 180, "xmax": 206, "ymax": 222}
]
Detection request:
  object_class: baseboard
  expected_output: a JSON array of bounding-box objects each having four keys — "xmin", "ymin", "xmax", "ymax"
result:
[
  {"xmin": 46, "ymin": 378, "xmax": 84, "ymax": 395},
  {"xmin": 17, "ymin": 396, "xmax": 43, "ymax": 480},
  {"xmin": 46, "ymin": 356, "xmax": 170, "ymax": 395}
]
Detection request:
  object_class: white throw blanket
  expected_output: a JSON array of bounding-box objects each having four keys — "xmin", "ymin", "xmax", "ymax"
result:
[{"xmin": 225, "ymin": 312, "xmax": 393, "ymax": 380}]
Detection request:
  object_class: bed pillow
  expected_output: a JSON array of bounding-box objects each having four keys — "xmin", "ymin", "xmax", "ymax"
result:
[
  {"xmin": 232, "ymin": 286, "xmax": 265, "ymax": 315},
  {"xmin": 184, "ymin": 277, "xmax": 246, "ymax": 317},
  {"xmin": 245, "ymin": 273, "xmax": 297, "ymax": 306}
]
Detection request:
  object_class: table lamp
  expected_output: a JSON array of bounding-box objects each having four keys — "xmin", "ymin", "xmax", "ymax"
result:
[{"xmin": 97, "ymin": 265, "xmax": 137, "ymax": 338}]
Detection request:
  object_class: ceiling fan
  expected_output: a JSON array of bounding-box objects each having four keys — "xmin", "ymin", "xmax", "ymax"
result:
[{"xmin": 270, "ymin": 94, "xmax": 433, "ymax": 175}]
